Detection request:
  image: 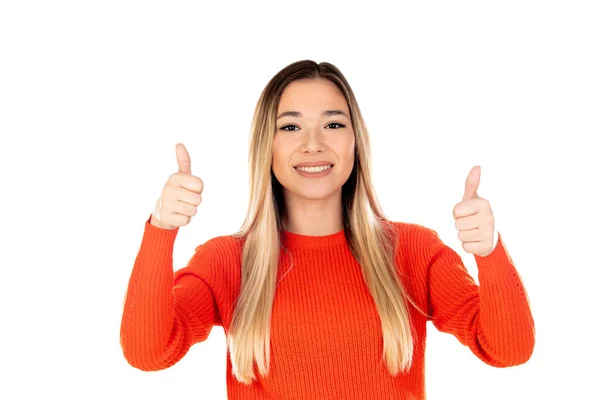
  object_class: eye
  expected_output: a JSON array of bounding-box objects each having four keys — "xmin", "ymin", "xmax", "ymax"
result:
[
  {"xmin": 327, "ymin": 122, "xmax": 345, "ymax": 129},
  {"xmin": 279, "ymin": 124, "xmax": 298, "ymax": 132}
]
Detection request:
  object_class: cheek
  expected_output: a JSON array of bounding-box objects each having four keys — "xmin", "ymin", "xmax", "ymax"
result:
[
  {"xmin": 271, "ymin": 139, "xmax": 290, "ymax": 174},
  {"xmin": 341, "ymin": 134, "xmax": 355, "ymax": 163}
]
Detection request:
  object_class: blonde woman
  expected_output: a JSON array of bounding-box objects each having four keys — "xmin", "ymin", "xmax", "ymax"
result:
[{"xmin": 120, "ymin": 60, "xmax": 535, "ymax": 399}]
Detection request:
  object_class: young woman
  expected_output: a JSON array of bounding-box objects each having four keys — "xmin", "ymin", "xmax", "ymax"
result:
[{"xmin": 120, "ymin": 60, "xmax": 535, "ymax": 399}]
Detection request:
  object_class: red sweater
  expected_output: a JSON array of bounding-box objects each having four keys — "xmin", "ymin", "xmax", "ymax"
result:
[{"xmin": 120, "ymin": 214, "xmax": 535, "ymax": 399}]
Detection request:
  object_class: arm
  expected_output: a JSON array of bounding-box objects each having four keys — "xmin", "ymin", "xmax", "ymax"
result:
[
  {"xmin": 119, "ymin": 214, "xmax": 222, "ymax": 371},
  {"xmin": 424, "ymin": 228, "xmax": 535, "ymax": 367}
]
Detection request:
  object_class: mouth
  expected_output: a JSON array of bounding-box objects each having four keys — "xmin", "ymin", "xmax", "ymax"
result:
[{"xmin": 293, "ymin": 164, "xmax": 334, "ymax": 173}]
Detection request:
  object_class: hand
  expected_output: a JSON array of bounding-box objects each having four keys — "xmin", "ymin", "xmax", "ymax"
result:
[
  {"xmin": 150, "ymin": 143, "xmax": 204, "ymax": 230},
  {"xmin": 452, "ymin": 166, "xmax": 496, "ymax": 257}
]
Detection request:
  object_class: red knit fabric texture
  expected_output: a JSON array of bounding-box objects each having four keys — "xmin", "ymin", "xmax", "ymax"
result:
[{"xmin": 120, "ymin": 214, "xmax": 535, "ymax": 399}]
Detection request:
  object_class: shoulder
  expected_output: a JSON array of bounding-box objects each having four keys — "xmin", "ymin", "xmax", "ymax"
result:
[
  {"xmin": 194, "ymin": 234, "xmax": 245, "ymax": 260},
  {"xmin": 386, "ymin": 220, "xmax": 441, "ymax": 243},
  {"xmin": 385, "ymin": 220, "xmax": 447, "ymax": 263},
  {"xmin": 176, "ymin": 233, "xmax": 244, "ymax": 285}
]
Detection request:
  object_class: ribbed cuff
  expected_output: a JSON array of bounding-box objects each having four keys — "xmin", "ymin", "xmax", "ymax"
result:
[
  {"xmin": 474, "ymin": 232, "xmax": 517, "ymax": 276},
  {"xmin": 141, "ymin": 213, "xmax": 179, "ymax": 255}
]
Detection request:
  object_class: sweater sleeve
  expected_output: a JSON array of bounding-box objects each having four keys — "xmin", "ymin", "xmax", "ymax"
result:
[
  {"xmin": 423, "ymin": 228, "xmax": 535, "ymax": 367},
  {"xmin": 119, "ymin": 214, "xmax": 222, "ymax": 371}
]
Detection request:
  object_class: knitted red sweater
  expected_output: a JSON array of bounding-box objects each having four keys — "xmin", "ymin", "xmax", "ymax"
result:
[{"xmin": 120, "ymin": 214, "xmax": 535, "ymax": 399}]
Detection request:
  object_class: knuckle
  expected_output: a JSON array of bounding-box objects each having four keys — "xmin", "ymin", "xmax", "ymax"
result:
[
  {"xmin": 193, "ymin": 176, "xmax": 204, "ymax": 192},
  {"xmin": 453, "ymin": 208, "xmax": 459, "ymax": 219}
]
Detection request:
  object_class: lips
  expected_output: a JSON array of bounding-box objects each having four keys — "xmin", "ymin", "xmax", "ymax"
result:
[{"xmin": 293, "ymin": 161, "xmax": 334, "ymax": 168}]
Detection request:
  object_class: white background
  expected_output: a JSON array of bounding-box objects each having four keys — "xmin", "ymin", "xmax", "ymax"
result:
[{"xmin": 1, "ymin": 1, "xmax": 598, "ymax": 399}]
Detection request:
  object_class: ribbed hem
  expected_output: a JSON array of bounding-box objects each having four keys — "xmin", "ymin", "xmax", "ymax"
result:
[{"xmin": 280, "ymin": 227, "xmax": 347, "ymax": 249}]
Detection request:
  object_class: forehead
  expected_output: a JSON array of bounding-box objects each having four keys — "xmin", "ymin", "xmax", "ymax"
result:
[{"xmin": 277, "ymin": 79, "xmax": 348, "ymax": 114}]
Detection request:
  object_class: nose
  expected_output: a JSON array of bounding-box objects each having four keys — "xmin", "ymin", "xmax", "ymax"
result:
[{"xmin": 300, "ymin": 127, "xmax": 326, "ymax": 154}]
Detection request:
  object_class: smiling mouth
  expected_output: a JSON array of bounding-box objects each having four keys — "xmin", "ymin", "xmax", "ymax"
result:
[{"xmin": 294, "ymin": 165, "xmax": 334, "ymax": 173}]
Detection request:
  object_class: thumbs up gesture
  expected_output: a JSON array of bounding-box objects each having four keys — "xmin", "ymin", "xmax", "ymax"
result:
[
  {"xmin": 150, "ymin": 143, "xmax": 204, "ymax": 230},
  {"xmin": 452, "ymin": 166, "xmax": 497, "ymax": 257}
]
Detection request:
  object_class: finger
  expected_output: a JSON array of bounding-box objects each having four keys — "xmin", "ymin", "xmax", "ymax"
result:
[
  {"xmin": 169, "ymin": 213, "xmax": 192, "ymax": 227},
  {"xmin": 453, "ymin": 199, "xmax": 480, "ymax": 219},
  {"xmin": 176, "ymin": 143, "xmax": 192, "ymax": 174},
  {"xmin": 462, "ymin": 165, "xmax": 481, "ymax": 202},
  {"xmin": 457, "ymin": 226, "xmax": 481, "ymax": 242},
  {"xmin": 171, "ymin": 200, "xmax": 198, "ymax": 217},
  {"xmin": 171, "ymin": 173, "xmax": 204, "ymax": 194},
  {"xmin": 175, "ymin": 187, "xmax": 203, "ymax": 207},
  {"xmin": 455, "ymin": 214, "xmax": 480, "ymax": 231},
  {"xmin": 462, "ymin": 241, "xmax": 481, "ymax": 254}
]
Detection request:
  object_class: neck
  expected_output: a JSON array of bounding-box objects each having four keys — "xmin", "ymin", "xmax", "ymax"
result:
[{"xmin": 281, "ymin": 189, "xmax": 344, "ymax": 236}]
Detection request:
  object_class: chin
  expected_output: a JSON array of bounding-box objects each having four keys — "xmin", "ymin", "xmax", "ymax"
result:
[{"xmin": 289, "ymin": 187, "xmax": 340, "ymax": 201}]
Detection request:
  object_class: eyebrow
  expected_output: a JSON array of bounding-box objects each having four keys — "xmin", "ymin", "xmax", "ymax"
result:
[{"xmin": 276, "ymin": 109, "xmax": 350, "ymax": 120}]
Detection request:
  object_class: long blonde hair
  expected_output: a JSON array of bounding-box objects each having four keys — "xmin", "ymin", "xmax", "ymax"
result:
[{"xmin": 228, "ymin": 60, "xmax": 426, "ymax": 384}]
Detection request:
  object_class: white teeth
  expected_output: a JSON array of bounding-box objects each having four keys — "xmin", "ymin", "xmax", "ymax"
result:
[{"xmin": 296, "ymin": 165, "xmax": 332, "ymax": 173}]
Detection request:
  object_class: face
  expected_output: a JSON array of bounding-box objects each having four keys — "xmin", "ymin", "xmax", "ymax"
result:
[{"xmin": 272, "ymin": 78, "xmax": 355, "ymax": 201}]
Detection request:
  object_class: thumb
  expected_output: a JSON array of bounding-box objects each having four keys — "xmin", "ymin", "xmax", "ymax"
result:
[
  {"xmin": 462, "ymin": 165, "xmax": 481, "ymax": 201},
  {"xmin": 176, "ymin": 143, "xmax": 192, "ymax": 174}
]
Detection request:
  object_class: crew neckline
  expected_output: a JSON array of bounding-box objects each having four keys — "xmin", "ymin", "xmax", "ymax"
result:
[{"xmin": 281, "ymin": 228, "xmax": 348, "ymax": 250}]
